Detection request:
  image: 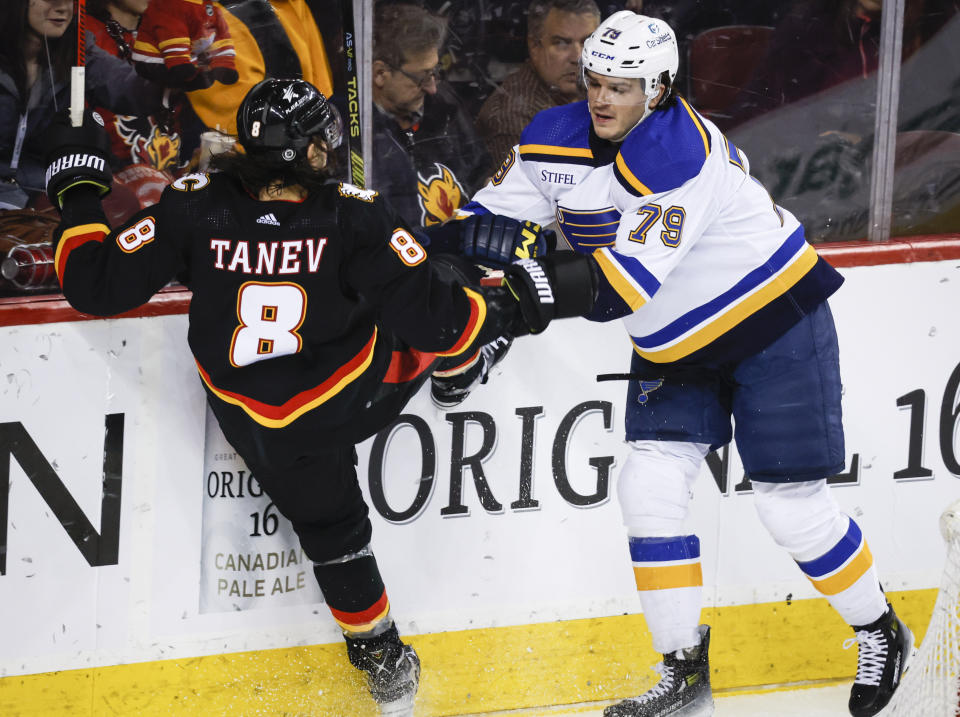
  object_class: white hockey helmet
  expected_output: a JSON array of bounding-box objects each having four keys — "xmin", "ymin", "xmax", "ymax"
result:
[{"xmin": 581, "ymin": 11, "xmax": 679, "ymax": 101}]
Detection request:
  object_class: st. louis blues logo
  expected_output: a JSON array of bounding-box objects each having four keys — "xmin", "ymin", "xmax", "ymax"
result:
[{"xmin": 636, "ymin": 379, "xmax": 664, "ymax": 404}]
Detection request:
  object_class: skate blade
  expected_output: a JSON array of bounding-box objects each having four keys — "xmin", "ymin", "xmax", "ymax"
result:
[
  {"xmin": 691, "ymin": 701, "xmax": 715, "ymax": 717},
  {"xmin": 679, "ymin": 697, "xmax": 715, "ymax": 717},
  {"xmin": 378, "ymin": 693, "xmax": 415, "ymax": 717},
  {"xmin": 902, "ymin": 625, "xmax": 915, "ymax": 675}
]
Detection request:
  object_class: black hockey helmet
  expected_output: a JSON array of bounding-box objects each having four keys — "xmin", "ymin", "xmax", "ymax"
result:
[{"xmin": 236, "ymin": 78, "xmax": 343, "ymax": 163}]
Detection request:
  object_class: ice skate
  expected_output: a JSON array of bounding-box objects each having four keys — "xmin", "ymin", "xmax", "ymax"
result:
[
  {"xmin": 345, "ymin": 625, "xmax": 420, "ymax": 716},
  {"xmin": 604, "ymin": 624, "xmax": 713, "ymax": 717},
  {"xmin": 430, "ymin": 336, "xmax": 512, "ymax": 408},
  {"xmin": 844, "ymin": 603, "xmax": 913, "ymax": 716}
]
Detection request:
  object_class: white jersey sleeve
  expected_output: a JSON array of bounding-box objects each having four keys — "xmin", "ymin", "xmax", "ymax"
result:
[
  {"xmin": 460, "ymin": 101, "xmax": 601, "ymax": 229},
  {"xmin": 458, "ymin": 146, "xmax": 557, "ymax": 226}
]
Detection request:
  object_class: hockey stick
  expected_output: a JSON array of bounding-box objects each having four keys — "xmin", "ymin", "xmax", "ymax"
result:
[
  {"xmin": 341, "ymin": 0, "xmax": 365, "ymax": 187},
  {"xmin": 70, "ymin": 0, "xmax": 87, "ymax": 127}
]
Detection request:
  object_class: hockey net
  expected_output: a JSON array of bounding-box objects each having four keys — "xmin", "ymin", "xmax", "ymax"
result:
[{"xmin": 887, "ymin": 499, "xmax": 960, "ymax": 717}]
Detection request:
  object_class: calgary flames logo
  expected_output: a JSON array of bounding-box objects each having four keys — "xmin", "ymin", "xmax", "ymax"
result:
[
  {"xmin": 145, "ymin": 128, "xmax": 180, "ymax": 172},
  {"xmin": 114, "ymin": 115, "xmax": 181, "ymax": 172},
  {"xmin": 416, "ymin": 163, "xmax": 465, "ymax": 226}
]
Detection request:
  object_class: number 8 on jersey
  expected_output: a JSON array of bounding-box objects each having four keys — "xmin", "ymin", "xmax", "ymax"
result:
[{"xmin": 230, "ymin": 282, "xmax": 307, "ymax": 367}]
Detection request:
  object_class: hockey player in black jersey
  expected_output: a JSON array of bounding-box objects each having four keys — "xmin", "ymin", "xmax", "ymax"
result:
[{"xmin": 42, "ymin": 78, "xmax": 597, "ymax": 716}]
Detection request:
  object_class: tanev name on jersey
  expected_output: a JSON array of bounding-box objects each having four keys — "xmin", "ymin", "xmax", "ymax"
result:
[{"xmin": 209, "ymin": 237, "xmax": 329, "ymax": 275}]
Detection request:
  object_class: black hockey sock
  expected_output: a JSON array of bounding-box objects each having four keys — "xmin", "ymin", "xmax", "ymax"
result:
[{"xmin": 314, "ymin": 549, "xmax": 390, "ymax": 634}]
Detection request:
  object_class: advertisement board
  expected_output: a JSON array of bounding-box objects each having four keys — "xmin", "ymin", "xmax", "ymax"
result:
[{"xmin": 0, "ymin": 255, "xmax": 958, "ymax": 713}]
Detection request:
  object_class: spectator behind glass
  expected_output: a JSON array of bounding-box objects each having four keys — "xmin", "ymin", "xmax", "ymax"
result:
[
  {"xmin": 0, "ymin": 0, "xmax": 166, "ymax": 209},
  {"xmin": 372, "ymin": 3, "xmax": 491, "ymax": 227},
  {"xmin": 724, "ymin": 0, "xmax": 882, "ymax": 130},
  {"xmin": 476, "ymin": 0, "xmax": 600, "ymax": 173},
  {"xmin": 722, "ymin": 0, "xmax": 950, "ymax": 130},
  {"xmin": 183, "ymin": 0, "xmax": 334, "ymax": 137},
  {"xmin": 88, "ymin": 0, "xmax": 187, "ymax": 209},
  {"xmin": 638, "ymin": 0, "xmax": 787, "ymax": 95},
  {"xmin": 716, "ymin": 0, "xmax": 957, "ymax": 242}
]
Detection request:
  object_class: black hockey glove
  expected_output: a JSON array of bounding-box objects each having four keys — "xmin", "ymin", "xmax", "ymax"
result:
[
  {"xmin": 44, "ymin": 109, "xmax": 113, "ymax": 210},
  {"xmin": 460, "ymin": 214, "xmax": 548, "ymax": 267},
  {"xmin": 501, "ymin": 253, "xmax": 599, "ymax": 335}
]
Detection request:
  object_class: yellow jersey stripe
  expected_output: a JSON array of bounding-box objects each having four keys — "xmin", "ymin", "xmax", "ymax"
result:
[
  {"xmin": 132, "ymin": 40, "xmax": 160, "ymax": 53},
  {"xmin": 157, "ymin": 37, "xmax": 192, "ymax": 50},
  {"xmin": 519, "ymin": 144, "xmax": 593, "ymax": 158},
  {"xmin": 633, "ymin": 562, "xmax": 703, "ymax": 591},
  {"xmin": 808, "ymin": 543, "xmax": 874, "ymax": 596},
  {"xmin": 564, "ymin": 220, "xmax": 620, "ymax": 228},
  {"xmin": 679, "ymin": 97, "xmax": 711, "ymax": 158},
  {"xmin": 332, "ymin": 602, "xmax": 391, "ymax": 633},
  {"xmin": 633, "ymin": 245, "xmax": 819, "ymax": 362},
  {"xmin": 54, "ymin": 223, "xmax": 110, "ymax": 281},
  {"xmin": 615, "ymin": 153, "xmax": 653, "ymax": 196},
  {"xmin": 197, "ymin": 330, "xmax": 378, "ymax": 429},
  {"xmin": 594, "ymin": 248, "xmax": 647, "ymax": 311},
  {"xmin": 436, "ymin": 286, "xmax": 486, "ymax": 357}
]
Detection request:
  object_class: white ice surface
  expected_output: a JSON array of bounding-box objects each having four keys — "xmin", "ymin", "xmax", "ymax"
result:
[{"xmin": 468, "ymin": 682, "xmax": 859, "ymax": 716}]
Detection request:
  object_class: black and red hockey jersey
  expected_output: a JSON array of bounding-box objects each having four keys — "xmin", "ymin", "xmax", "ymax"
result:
[{"xmin": 52, "ymin": 174, "xmax": 488, "ymax": 440}]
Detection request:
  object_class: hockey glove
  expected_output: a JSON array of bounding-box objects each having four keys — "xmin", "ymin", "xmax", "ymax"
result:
[
  {"xmin": 44, "ymin": 109, "xmax": 113, "ymax": 210},
  {"xmin": 501, "ymin": 252, "xmax": 599, "ymax": 335},
  {"xmin": 460, "ymin": 214, "xmax": 548, "ymax": 267}
]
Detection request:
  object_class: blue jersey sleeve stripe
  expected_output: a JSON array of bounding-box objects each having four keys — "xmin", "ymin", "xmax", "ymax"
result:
[
  {"xmin": 594, "ymin": 248, "xmax": 659, "ymax": 309},
  {"xmin": 796, "ymin": 518, "xmax": 862, "ymax": 578},
  {"xmin": 632, "ymin": 227, "xmax": 807, "ymax": 348},
  {"xmin": 631, "ymin": 244, "xmax": 819, "ymax": 362},
  {"xmin": 594, "ymin": 251, "xmax": 648, "ymax": 310},
  {"xmin": 520, "ymin": 100, "xmax": 592, "ymax": 148},
  {"xmin": 725, "ymin": 137, "xmax": 745, "ymax": 171},
  {"xmin": 615, "ymin": 102, "xmax": 711, "ymax": 195},
  {"xmin": 678, "ymin": 97, "xmax": 712, "ymax": 157},
  {"xmin": 457, "ymin": 201, "xmax": 492, "ymax": 216},
  {"xmin": 520, "ymin": 151, "xmax": 595, "ymax": 166},
  {"xmin": 614, "ymin": 153, "xmax": 654, "ymax": 197},
  {"xmin": 519, "ymin": 143, "xmax": 593, "ymax": 158},
  {"xmin": 629, "ymin": 535, "xmax": 701, "ymax": 562},
  {"xmin": 587, "ymin": 282, "xmax": 635, "ymax": 321}
]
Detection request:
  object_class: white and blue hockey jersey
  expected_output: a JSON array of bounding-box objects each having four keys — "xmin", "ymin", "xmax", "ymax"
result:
[{"xmin": 461, "ymin": 99, "xmax": 844, "ymax": 364}]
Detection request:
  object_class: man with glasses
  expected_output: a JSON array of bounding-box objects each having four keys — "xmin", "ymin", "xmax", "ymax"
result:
[{"xmin": 371, "ymin": 3, "xmax": 490, "ymax": 229}]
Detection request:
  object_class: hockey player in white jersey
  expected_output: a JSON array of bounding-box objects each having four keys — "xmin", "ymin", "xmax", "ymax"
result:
[{"xmin": 454, "ymin": 11, "xmax": 913, "ymax": 717}]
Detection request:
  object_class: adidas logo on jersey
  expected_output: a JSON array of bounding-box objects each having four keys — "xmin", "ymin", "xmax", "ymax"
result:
[{"xmin": 256, "ymin": 213, "xmax": 281, "ymax": 226}]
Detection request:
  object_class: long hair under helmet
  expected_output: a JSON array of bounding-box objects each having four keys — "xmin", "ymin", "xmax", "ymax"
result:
[{"xmin": 580, "ymin": 11, "xmax": 679, "ymax": 127}]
